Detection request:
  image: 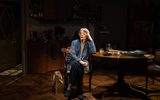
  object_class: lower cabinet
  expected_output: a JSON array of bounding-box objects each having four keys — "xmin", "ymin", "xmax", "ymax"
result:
[{"xmin": 27, "ymin": 40, "xmax": 68, "ymax": 73}]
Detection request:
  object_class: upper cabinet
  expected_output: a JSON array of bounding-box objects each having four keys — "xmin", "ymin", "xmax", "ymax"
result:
[{"xmin": 29, "ymin": 0, "xmax": 57, "ymax": 21}]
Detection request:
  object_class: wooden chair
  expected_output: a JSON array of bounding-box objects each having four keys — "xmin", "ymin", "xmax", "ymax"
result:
[
  {"xmin": 61, "ymin": 47, "xmax": 93, "ymax": 92},
  {"xmin": 146, "ymin": 49, "xmax": 160, "ymax": 89}
]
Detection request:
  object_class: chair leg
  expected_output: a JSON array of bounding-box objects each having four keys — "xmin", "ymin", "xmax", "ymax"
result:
[
  {"xmin": 55, "ymin": 76, "xmax": 57, "ymax": 94},
  {"xmin": 152, "ymin": 72, "xmax": 155, "ymax": 84},
  {"xmin": 64, "ymin": 72, "xmax": 69, "ymax": 92},
  {"xmin": 89, "ymin": 72, "xmax": 92, "ymax": 92},
  {"xmin": 146, "ymin": 71, "xmax": 149, "ymax": 89}
]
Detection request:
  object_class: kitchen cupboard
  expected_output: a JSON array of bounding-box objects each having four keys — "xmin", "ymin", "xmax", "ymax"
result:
[{"xmin": 27, "ymin": 40, "xmax": 70, "ymax": 73}]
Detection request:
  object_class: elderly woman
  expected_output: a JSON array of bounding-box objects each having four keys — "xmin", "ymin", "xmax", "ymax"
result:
[{"xmin": 64, "ymin": 28, "xmax": 96, "ymax": 100}]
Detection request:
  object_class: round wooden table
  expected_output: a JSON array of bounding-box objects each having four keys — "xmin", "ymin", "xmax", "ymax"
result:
[{"xmin": 92, "ymin": 52, "xmax": 154, "ymax": 100}]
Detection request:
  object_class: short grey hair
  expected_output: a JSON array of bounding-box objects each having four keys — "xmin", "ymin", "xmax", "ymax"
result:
[{"xmin": 80, "ymin": 28, "xmax": 89, "ymax": 34}]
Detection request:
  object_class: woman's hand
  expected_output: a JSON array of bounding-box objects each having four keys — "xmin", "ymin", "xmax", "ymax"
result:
[
  {"xmin": 81, "ymin": 28, "xmax": 92, "ymax": 41},
  {"xmin": 86, "ymin": 32, "xmax": 92, "ymax": 40},
  {"xmin": 85, "ymin": 29, "xmax": 92, "ymax": 41},
  {"xmin": 79, "ymin": 60, "xmax": 88, "ymax": 67}
]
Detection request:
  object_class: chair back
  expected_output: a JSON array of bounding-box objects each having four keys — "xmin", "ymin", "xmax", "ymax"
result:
[{"xmin": 155, "ymin": 49, "xmax": 160, "ymax": 64}]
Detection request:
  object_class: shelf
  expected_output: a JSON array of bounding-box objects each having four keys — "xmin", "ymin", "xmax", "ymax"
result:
[
  {"xmin": 29, "ymin": 0, "xmax": 57, "ymax": 21},
  {"xmin": 71, "ymin": 4, "xmax": 101, "ymax": 22}
]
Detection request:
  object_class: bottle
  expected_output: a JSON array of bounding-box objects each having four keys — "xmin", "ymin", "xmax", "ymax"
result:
[{"xmin": 106, "ymin": 43, "xmax": 111, "ymax": 51}]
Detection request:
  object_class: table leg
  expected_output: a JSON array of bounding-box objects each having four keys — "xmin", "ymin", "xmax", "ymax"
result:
[{"xmin": 102, "ymin": 69, "xmax": 149, "ymax": 100}]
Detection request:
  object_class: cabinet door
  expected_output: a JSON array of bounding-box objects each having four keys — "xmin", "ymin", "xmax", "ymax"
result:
[
  {"xmin": 47, "ymin": 40, "xmax": 65, "ymax": 71},
  {"xmin": 28, "ymin": 42, "xmax": 48, "ymax": 73}
]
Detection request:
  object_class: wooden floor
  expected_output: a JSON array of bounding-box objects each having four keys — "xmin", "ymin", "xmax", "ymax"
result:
[{"xmin": 0, "ymin": 67, "xmax": 160, "ymax": 100}]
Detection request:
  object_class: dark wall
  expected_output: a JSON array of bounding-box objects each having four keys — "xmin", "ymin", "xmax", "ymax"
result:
[
  {"xmin": 56, "ymin": 0, "xmax": 128, "ymax": 50},
  {"xmin": 94, "ymin": 0, "xmax": 128, "ymax": 49}
]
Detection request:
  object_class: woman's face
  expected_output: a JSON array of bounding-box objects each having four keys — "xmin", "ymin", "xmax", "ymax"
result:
[{"xmin": 79, "ymin": 31, "xmax": 87, "ymax": 41}]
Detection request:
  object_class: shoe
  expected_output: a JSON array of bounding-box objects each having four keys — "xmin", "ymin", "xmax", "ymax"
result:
[
  {"xmin": 64, "ymin": 90, "xmax": 71, "ymax": 97},
  {"xmin": 67, "ymin": 96, "xmax": 71, "ymax": 100},
  {"xmin": 78, "ymin": 95, "xmax": 84, "ymax": 100}
]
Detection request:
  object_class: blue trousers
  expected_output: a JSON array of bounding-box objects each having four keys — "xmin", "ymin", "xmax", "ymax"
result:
[{"xmin": 69, "ymin": 60, "xmax": 84, "ymax": 95}]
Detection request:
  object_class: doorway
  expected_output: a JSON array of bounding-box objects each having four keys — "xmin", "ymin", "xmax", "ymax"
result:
[{"xmin": 0, "ymin": 1, "xmax": 22, "ymax": 76}]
